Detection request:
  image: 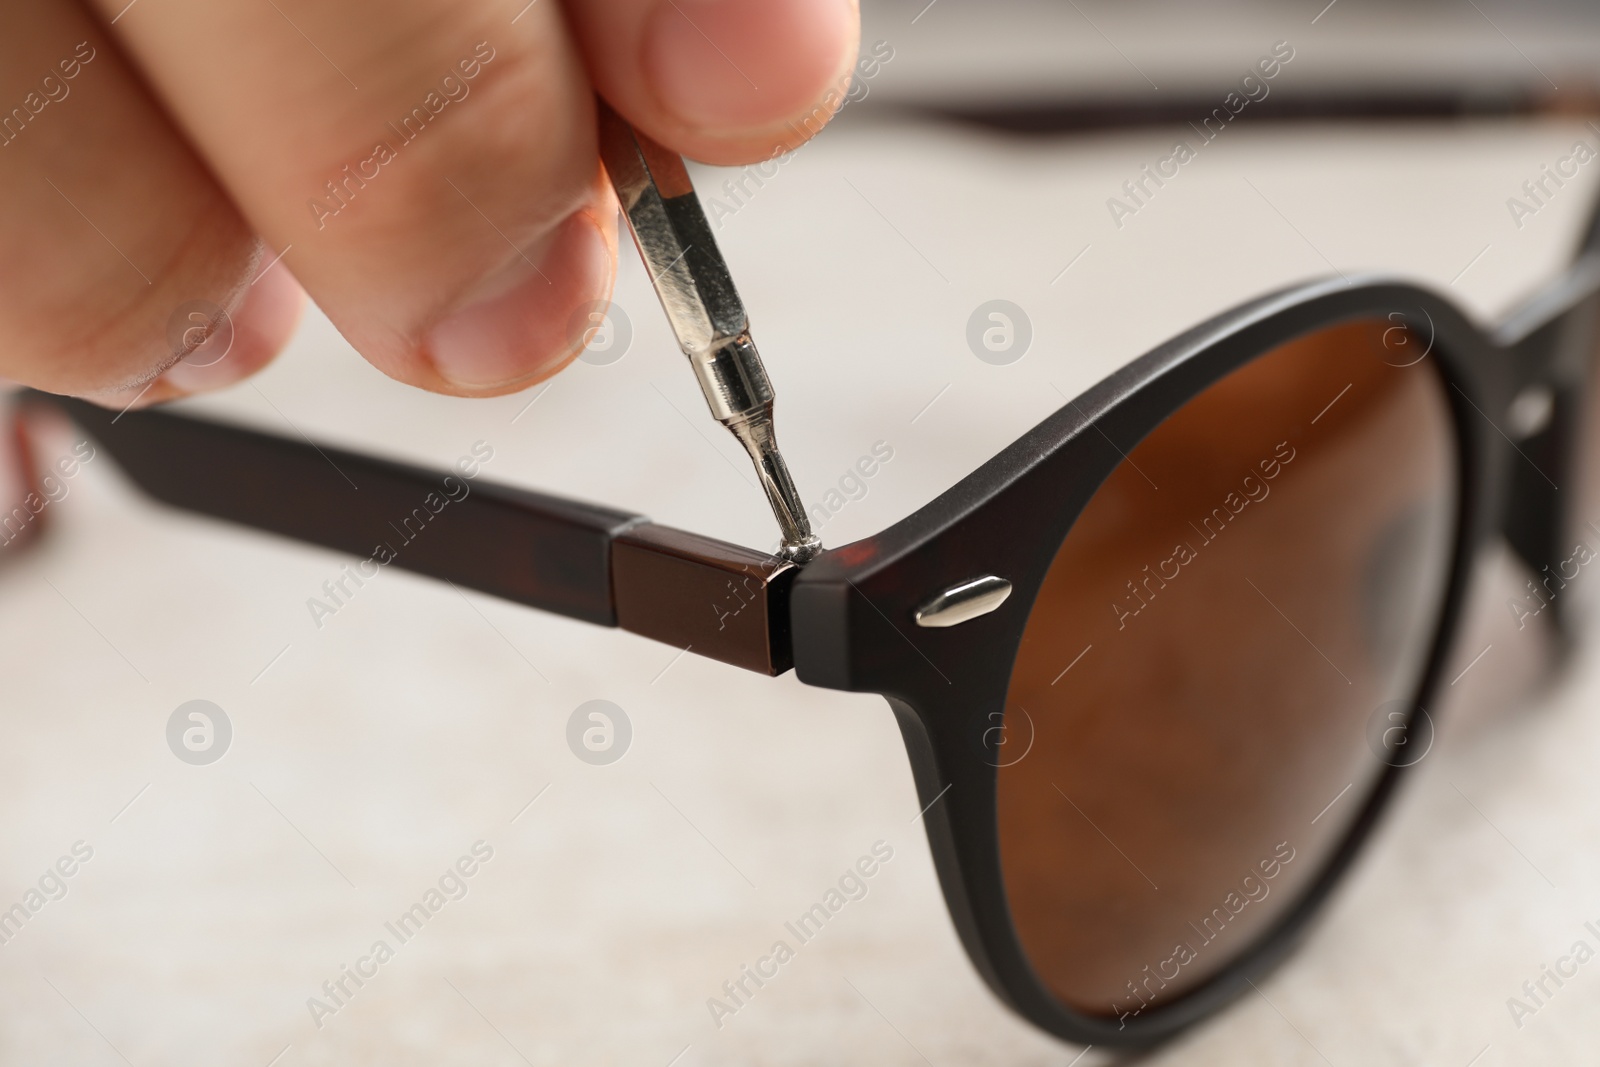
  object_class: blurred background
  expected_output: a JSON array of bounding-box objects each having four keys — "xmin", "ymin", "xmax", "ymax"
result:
[{"xmin": 7, "ymin": 0, "xmax": 1600, "ymax": 1063}]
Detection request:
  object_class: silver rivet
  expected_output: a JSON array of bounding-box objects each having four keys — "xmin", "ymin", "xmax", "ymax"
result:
[
  {"xmin": 1507, "ymin": 385, "xmax": 1555, "ymax": 440},
  {"xmin": 915, "ymin": 576, "xmax": 1013, "ymax": 628}
]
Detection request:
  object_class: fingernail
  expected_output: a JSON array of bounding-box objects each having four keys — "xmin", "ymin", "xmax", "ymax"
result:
[
  {"xmin": 426, "ymin": 210, "xmax": 613, "ymax": 392},
  {"xmin": 162, "ymin": 266, "xmax": 304, "ymax": 395},
  {"xmin": 644, "ymin": 0, "xmax": 856, "ymax": 133}
]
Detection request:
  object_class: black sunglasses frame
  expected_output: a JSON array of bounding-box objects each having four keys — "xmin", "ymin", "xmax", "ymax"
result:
[
  {"xmin": 16, "ymin": 184, "xmax": 1600, "ymax": 1053},
  {"xmin": 793, "ymin": 259, "xmax": 1600, "ymax": 1043}
]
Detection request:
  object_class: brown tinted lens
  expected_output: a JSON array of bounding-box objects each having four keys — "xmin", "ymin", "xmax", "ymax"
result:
[{"xmin": 998, "ymin": 319, "xmax": 1456, "ymax": 1019}]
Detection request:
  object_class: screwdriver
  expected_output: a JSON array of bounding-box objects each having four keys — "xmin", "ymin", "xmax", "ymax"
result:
[{"xmin": 595, "ymin": 99, "xmax": 821, "ymax": 564}]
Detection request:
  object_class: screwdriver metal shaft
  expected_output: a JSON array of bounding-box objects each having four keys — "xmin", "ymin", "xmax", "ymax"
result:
[{"xmin": 596, "ymin": 100, "xmax": 821, "ymax": 564}]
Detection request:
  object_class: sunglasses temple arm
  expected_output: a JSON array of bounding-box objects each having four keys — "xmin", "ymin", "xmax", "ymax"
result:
[{"xmin": 14, "ymin": 392, "xmax": 797, "ymax": 676}]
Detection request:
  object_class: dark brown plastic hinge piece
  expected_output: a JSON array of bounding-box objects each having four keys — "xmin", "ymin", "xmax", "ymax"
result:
[{"xmin": 612, "ymin": 524, "xmax": 795, "ymax": 675}]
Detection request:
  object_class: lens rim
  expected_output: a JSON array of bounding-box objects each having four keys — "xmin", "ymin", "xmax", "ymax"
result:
[{"xmin": 791, "ymin": 276, "xmax": 1520, "ymax": 1046}]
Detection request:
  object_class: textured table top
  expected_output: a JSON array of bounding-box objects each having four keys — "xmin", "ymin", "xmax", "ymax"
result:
[{"xmin": 4, "ymin": 102, "xmax": 1600, "ymax": 1065}]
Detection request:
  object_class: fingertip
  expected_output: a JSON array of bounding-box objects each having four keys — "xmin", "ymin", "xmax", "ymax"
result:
[
  {"xmin": 638, "ymin": 0, "xmax": 859, "ymax": 163},
  {"xmin": 78, "ymin": 262, "xmax": 307, "ymax": 411},
  {"xmin": 159, "ymin": 263, "xmax": 306, "ymax": 395}
]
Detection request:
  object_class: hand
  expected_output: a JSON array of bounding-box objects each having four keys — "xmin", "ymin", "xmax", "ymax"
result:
[{"xmin": 0, "ymin": 0, "xmax": 860, "ymax": 406}]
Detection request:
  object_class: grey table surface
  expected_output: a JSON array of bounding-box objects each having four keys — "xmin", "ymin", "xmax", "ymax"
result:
[{"xmin": 4, "ymin": 96, "xmax": 1600, "ymax": 1065}]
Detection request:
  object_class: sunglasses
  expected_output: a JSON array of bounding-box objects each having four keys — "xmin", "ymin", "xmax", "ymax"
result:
[{"xmin": 15, "ymin": 116, "xmax": 1600, "ymax": 1048}]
